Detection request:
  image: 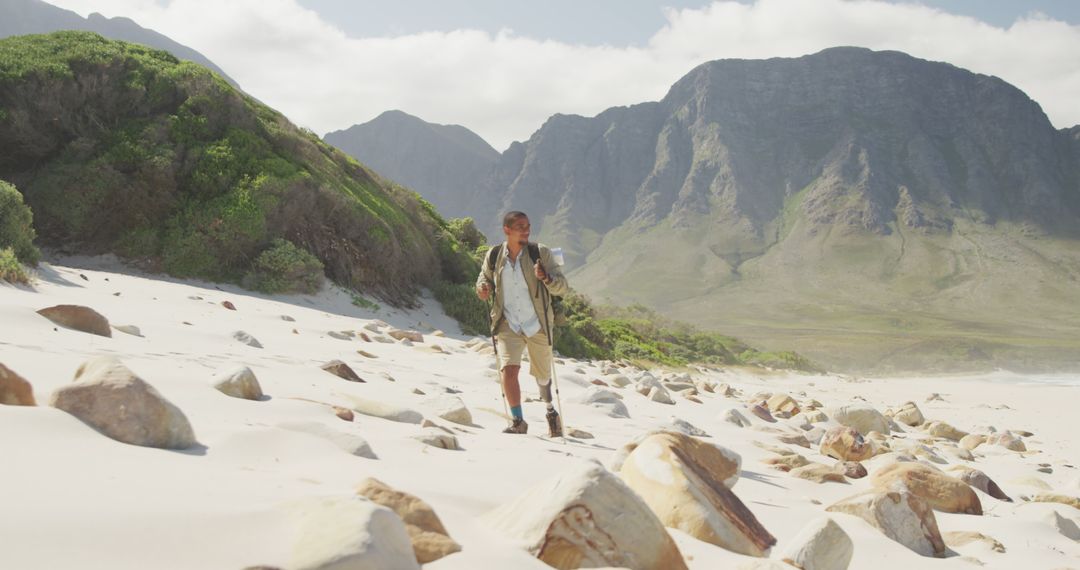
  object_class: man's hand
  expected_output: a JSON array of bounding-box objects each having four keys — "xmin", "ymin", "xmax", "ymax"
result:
[
  {"xmin": 476, "ymin": 282, "xmax": 491, "ymax": 301},
  {"xmin": 534, "ymin": 261, "xmax": 550, "ymax": 284}
]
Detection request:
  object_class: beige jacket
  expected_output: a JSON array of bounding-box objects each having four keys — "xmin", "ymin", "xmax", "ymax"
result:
[{"xmin": 476, "ymin": 242, "xmax": 569, "ymax": 341}]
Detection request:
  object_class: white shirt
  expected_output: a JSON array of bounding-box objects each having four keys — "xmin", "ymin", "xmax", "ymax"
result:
[{"xmin": 501, "ymin": 251, "xmax": 542, "ymax": 337}]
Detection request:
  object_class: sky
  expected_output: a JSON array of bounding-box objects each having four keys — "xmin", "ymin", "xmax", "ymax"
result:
[{"xmin": 45, "ymin": 0, "xmax": 1080, "ymax": 151}]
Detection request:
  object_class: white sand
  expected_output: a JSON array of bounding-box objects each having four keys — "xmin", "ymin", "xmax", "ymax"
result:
[{"xmin": 2, "ymin": 257, "xmax": 1078, "ymax": 569}]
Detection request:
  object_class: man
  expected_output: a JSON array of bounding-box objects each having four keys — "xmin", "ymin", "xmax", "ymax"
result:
[{"xmin": 476, "ymin": 211, "xmax": 569, "ymax": 435}]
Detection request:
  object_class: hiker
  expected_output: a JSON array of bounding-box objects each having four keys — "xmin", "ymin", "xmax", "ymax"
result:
[{"xmin": 476, "ymin": 211, "xmax": 570, "ymax": 435}]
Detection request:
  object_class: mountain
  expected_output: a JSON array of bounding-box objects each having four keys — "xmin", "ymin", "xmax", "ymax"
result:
[
  {"xmin": 0, "ymin": 32, "xmax": 475, "ymax": 305},
  {"xmin": 0, "ymin": 0, "xmax": 239, "ymax": 89},
  {"xmin": 331, "ymin": 47, "xmax": 1080, "ymax": 373},
  {"xmin": 324, "ymin": 110, "xmax": 499, "ymax": 223}
]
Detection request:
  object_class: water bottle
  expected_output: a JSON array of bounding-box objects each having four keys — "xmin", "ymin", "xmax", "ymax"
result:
[{"xmin": 550, "ymin": 247, "xmax": 565, "ymax": 266}]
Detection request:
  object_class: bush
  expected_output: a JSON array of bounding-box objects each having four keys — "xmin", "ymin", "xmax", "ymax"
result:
[
  {"xmin": 447, "ymin": 217, "xmax": 487, "ymax": 251},
  {"xmin": 0, "ymin": 180, "xmax": 40, "ymax": 264},
  {"xmin": 0, "ymin": 247, "xmax": 30, "ymax": 284},
  {"xmin": 242, "ymin": 238, "xmax": 324, "ymax": 294},
  {"xmin": 432, "ymin": 280, "xmax": 491, "ymax": 336}
]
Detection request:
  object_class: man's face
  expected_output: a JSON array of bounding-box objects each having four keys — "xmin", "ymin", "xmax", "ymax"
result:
[{"xmin": 503, "ymin": 216, "xmax": 530, "ymax": 246}]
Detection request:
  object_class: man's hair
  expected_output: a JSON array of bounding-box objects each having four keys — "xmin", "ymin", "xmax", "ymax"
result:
[{"xmin": 502, "ymin": 211, "xmax": 528, "ymax": 228}]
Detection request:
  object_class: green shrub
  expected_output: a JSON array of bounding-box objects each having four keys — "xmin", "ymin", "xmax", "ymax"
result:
[
  {"xmin": 447, "ymin": 217, "xmax": 486, "ymax": 251},
  {"xmin": 0, "ymin": 180, "xmax": 40, "ymax": 264},
  {"xmin": 432, "ymin": 280, "xmax": 490, "ymax": 336},
  {"xmin": 242, "ymin": 238, "xmax": 324, "ymax": 294},
  {"xmin": 0, "ymin": 247, "xmax": 30, "ymax": 284}
]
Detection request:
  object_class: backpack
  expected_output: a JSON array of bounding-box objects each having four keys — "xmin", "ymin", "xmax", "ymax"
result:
[{"xmin": 486, "ymin": 242, "xmax": 540, "ymax": 270}]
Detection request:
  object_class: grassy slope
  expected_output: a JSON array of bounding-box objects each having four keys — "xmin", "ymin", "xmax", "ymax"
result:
[
  {"xmin": 571, "ymin": 202, "xmax": 1080, "ymax": 374},
  {"xmin": 0, "ymin": 32, "xmax": 477, "ymax": 303}
]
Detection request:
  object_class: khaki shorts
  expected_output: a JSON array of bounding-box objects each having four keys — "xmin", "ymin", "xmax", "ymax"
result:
[{"xmin": 496, "ymin": 320, "xmax": 552, "ymax": 384}]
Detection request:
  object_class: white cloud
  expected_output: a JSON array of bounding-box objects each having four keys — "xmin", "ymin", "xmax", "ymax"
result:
[{"xmin": 46, "ymin": 0, "xmax": 1080, "ymax": 150}]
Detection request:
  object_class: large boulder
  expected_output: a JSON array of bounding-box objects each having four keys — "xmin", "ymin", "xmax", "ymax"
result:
[
  {"xmin": 356, "ymin": 478, "xmax": 461, "ymax": 564},
  {"xmin": 582, "ymin": 387, "xmax": 630, "ymax": 418},
  {"xmin": 615, "ymin": 431, "xmax": 775, "ymax": 557},
  {"xmin": 819, "ymin": 426, "xmax": 873, "ymax": 462},
  {"xmin": 484, "ymin": 461, "xmax": 688, "ymax": 570},
  {"xmin": 779, "ymin": 517, "xmax": 854, "ymax": 570},
  {"xmin": 923, "ymin": 421, "xmax": 967, "ymax": 442},
  {"xmin": 211, "ymin": 366, "xmax": 264, "ymax": 400},
  {"xmin": 949, "ymin": 467, "xmax": 1012, "ymax": 502},
  {"xmin": 767, "ymin": 393, "xmax": 800, "ymax": 416},
  {"xmin": 790, "ymin": 463, "xmax": 847, "ymax": 484},
  {"xmin": 0, "ymin": 363, "xmax": 36, "ymax": 405},
  {"xmin": 890, "ymin": 402, "xmax": 925, "ymax": 427},
  {"xmin": 870, "ymin": 462, "xmax": 982, "ymax": 515},
  {"xmin": 830, "ymin": 404, "xmax": 889, "ymax": 435},
  {"xmin": 826, "ymin": 490, "xmax": 945, "ymax": 557},
  {"xmin": 48, "ymin": 357, "xmax": 196, "ymax": 449},
  {"xmin": 287, "ymin": 495, "xmax": 419, "ymax": 570},
  {"xmin": 422, "ymin": 395, "xmax": 472, "ymax": 426},
  {"xmin": 37, "ymin": 304, "xmax": 111, "ymax": 337}
]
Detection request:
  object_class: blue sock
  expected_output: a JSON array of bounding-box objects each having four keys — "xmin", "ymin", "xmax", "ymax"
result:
[{"xmin": 510, "ymin": 405, "xmax": 523, "ymax": 420}]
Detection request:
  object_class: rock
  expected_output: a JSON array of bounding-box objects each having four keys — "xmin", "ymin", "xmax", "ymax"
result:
[
  {"xmin": 669, "ymin": 416, "xmax": 709, "ymax": 437},
  {"xmin": 715, "ymin": 383, "xmax": 736, "ymax": 397},
  {"xmin": 696, "ymin": 381, "xmax": 714, "ymax": 393},
  {"xmin": 432, "ymin": 330, "xmax": 446, "ymax": 337},
  {"xmin": 287, "ymin": 495, "xmax": 419, "ymax": 570},
  {"xmin": 334, "ymin": 407, "xmax": 354, "ymax": 422},
  {"xmin": 616, "ymin": 431, "xmax": 775, "ymax": 556},
  {"xmin": 950, "ymin": 468, "xmax": 1012, "ymax": 502},
  {"xmin": 278, "ymin": 422, "xmax": 376, "ymax": 458},
  {"xmin": 635, "ymin": 376, "xmax": 663, "ymax": 396},
  {"xmin": 346, "ymin": 396, "xmax": 423, "ymax": 424},
  {"xmin": 830, "ymin": 403, "xmax": 889, "ymax": 435},
  {"xmin": 356, "ymin": 350, "xmax": 378, "ymax": 358},
  {"xmin": 836, "ymin": 461, "xmax": 868, "ymax": 479},
  {"xmin": 763, "ymin": 454, "xmax": 811, "ymax": 472},
  {"xmin": 328, "ymin": 330, "xmax": 354, "ymax": 340},
  {"xmin": 923, "ymin": 421, "xmax": 968, "ymax": 442},
  {"xmin": 582, "ymin": 387, "xmax": 630, "ymax": 418},
  {"xmin": 664, "ymin": 382, "xmax": 696, "ymax": 392},
  {"xmin": 749, "ymin": 403, "xmax": 776, "ymax": 423},
  {"xmin": 49, "ymin": 357, "xmax": 196, "ymax": 449},
  {"xmin": 37, "ymin": 305, "xmax": 111, "ymax": 337},
  {"xmin": 610, "ymin": 375, "xmax": 632, "ymax": 387},
  {"xmin": 820, "ymin": 426, "xmax": 873, "ymax": 462},
  {"xmin": 826, "ymin": 490, "xmax": 945, "ymax": 557},
  {"xmin": 722, "ymin": 408, "xmax": 752, "ymax": 428},
  {"xmin": 591, "ymin": 379, "xmax": 610, "ymax": 386},
  {"xmin": 942, "ymin": 531, "xmax": 1006, "ymax": 553},
  {"xmin": 959, "ymin": 434, "xmax": 987, "ymax": 451},
  {"xmin": 356, "ymin": 478, "xmax": 461, "ymax": 564},
  {"xmin": 776, "ymin": 433, "xmax": 811, "ymax": 448},
  {"xmin": 799, "ymin": 410, "xmax": 829, "ymax": 424},
  {"xmin": 388, "ymin": 329, "xmax": 424, "ymax": 343},
  {"xmin": 484, "ymin": 461, "xmax": 688, "ymax": 569},
  {"xmin": 359, "ymin": 332, "xmax": 371, "ymax": 342},
  {"xmin": 985, "ymin": 432, "xmax": 1026, "ymax": 452},
  {"xmin": 1030, "ymin": 493, "xmax": 1080, "ymax": 511},
  {"xmin": 363, "ymin": 322, "xmax": 382, "ymax": 332},
  {"xmin": 321, "ymin": 360, "xmax": 365, "ymax": 382},
  {"xmin": 0, "ymin": 363, "xmax": 36, "ymax": 406},
  {"xmin": 221, "ymin": 301, "xmax": 237, "ymax": 310},
  {"xmin": 648, "ymin": 386, "xmax": 675, "ymax": 405},
  {"xmin": 871, "ymin": 462, "xmax": 982, "ymax": 515},
  {"xmin": 767, "ymin": 393, "xmax": 800, "ymax": 416},
  {"xmin": 754, "ymin": 440, "xmax": 798, "ymax": 456},
  {"xmin": 926, "ymin": 393, "xmax": 944, "ymax": 402},
  {"xmin": 791, "ymin": 463, "xmax": 848, "ymax": 484},
  {"xmin": 683, "ymin": 394, "xmax": 703, "ymax": 404},
  {"xmin": 412, "ymin": 389, "xmax": 426, "ymax": 395},
  {"xmin": 280, "ymin": 315, "xmax": 295, "ymax": 322},
  {"xmin": 211, "ymin": 366, "xmax": 264, "ymax": 400},
  {"xmin": 780, "ymin": 517, "xmax": 854, "ymax": 570},
  {"xmin": 373, "ymin": 335, "xmax": 395, "ymax": 344},
  {"xmin": 424, "ymin": 395, "xmax": 472, "ymax": 426},
  {"xmin": 567, "ymin": 427, "xmax": 594, "ymax": 439},
  {"xmin": 112, "ymin": 324, "xmax": 142, "ymax": 337},
  {"xmin": 232, "ymin": 331, "xmax": 263, "ymax": 348},
  {"xmin": 804, "ymin": 426, "xmax": 827, "ymax": 445},
  {"xmin": 891, "ymin": 401, "xmax": 925, "ymax": 426},
  {"xmin": 413, "ymin": 429, "xmax": 460, "ymax": 450}
]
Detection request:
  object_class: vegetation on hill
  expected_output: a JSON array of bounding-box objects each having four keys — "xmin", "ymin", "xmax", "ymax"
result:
[
  {"xmin": 0, "ymin": 179, "xmax": 38, "ymax": 284},
  {"xmin": 0, "ymin": 32, "xmax": 476, "ymax": 301}
]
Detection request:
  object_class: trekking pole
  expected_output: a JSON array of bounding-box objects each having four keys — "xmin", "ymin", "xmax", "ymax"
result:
[
  {"xmin": 486, "ymin": 295, "xmax": 510, "ymax": 421},
  {"xmin": 550, "ymin": 350, "xmax": 567, "ymax": 443}
]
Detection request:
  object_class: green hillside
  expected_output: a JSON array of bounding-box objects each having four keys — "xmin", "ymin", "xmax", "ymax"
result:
[{"xmin": 0, "ymin": 32, "xmax": 476, "ymax": 303}]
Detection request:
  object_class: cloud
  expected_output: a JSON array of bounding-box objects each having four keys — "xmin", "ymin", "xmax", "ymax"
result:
[{"xmin": 46, "ymin": 0, "xmax": 1080, "ymax": 150}]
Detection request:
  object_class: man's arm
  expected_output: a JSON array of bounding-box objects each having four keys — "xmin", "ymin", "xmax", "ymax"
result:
[
  {"xmin": 476, "ymin": 247, "xmax": 495, "ymax": 299},
  {"xmin": 537, "ymin": 246, "xmax": 570, "ymax": 297}
]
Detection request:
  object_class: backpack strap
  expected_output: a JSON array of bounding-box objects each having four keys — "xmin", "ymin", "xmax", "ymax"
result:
[
  {"xmin": 527, "ymin": 243, "xmax": 540, "ymax": 265},
  {"xmin": 486, "ymin": 244, "xmax": 503, "ymax": 271}
]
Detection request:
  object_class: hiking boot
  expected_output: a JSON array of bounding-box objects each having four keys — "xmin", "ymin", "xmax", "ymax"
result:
[
  {"xmin": 545, "ymin": 408, "xmax": 562, "ymax": 438},
  {"xmin": 502, "ymin": 418, "xmax": 528, "ymax": 434}
]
